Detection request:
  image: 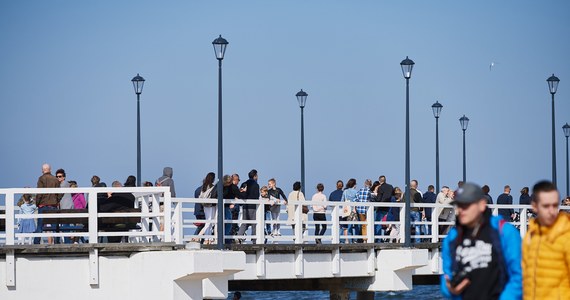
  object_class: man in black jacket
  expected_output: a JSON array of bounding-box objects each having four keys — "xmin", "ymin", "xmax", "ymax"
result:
[
  {"xmin": 237, "ymin": 169, "xmax": 260, "ymax": 243},
  {"xmin": 375, "ymin": 175, "xmax": 393, "ymax": 242}
]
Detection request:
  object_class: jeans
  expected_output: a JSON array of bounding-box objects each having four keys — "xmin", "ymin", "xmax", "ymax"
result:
[
  {"xmin": 423, "ymin": 216, "xmax": 432, "ymax": 239},
  {"xmin": 33, "ymin": 205, "xmax": 58, "ymax": 244},
  {"xmin": 374, "ymin": 209, "xmax": 388, "ymax": 243},
  {"xmin": 410, "ymin": 211, "xmax": 422, "ymax": 243},
  {"xmin": 224, "ymin": 206, "xmax": 232, "ymax": 244},
  {"xmin": 265, "ymin": 211, "xmax": 271, "ymax": 235},
  {"xmin": 270, "ymin": 206, "xmax": 281, "ymax": 234}
]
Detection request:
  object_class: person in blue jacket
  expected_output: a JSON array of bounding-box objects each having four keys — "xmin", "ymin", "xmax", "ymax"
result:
[{"xmin": 440, "ymin": 182, "xmax": 521, "ymax": 300}]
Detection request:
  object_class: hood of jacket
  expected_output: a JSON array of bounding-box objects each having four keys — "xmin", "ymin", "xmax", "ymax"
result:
[{"xmin": 163, "ymin": 167, "xmax": 173, "ymax": 178}]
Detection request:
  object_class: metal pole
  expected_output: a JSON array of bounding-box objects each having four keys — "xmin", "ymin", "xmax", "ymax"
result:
[
  {"xmin": 566, "ymin": 137, "xmax": 570, "ymax": 196},
  {"xmin": 217, "ymin": 59, "xmax": 224, "ymax": 250},
  {"xmin": 404, "ymin": 78, "xmax": 411, "ymax": 247},
  {"xmin": 566, "ymin": 136, "xmax": 569, "ymax": 197},
  {"xmin": 552, "ymin": 93, "xmax": 557, "ymax": 186},
  {"xmin": 136, "ymin": 93, "xmax": 141, "ymax": 187},
  {"xmin": 462, "ymin": 129, "xmax": 466, "ymax": 183},
  {"xmin": 435, "ymin": 116, "xmax": 440, "ymax": 192},
  {"xmin": 301, "ymin": 107, "xmax": 305, "ymax": 195}
]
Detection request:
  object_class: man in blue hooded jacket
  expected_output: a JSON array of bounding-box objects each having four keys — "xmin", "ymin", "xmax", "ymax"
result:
[{"xmin": 440, "ymin": 182, "xmax": 521, "ymax": 300}]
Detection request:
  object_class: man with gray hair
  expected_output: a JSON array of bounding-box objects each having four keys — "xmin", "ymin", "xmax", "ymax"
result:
[{"xmin": 34, "ymin": 163, "xmax": 61, "ymax": 244}]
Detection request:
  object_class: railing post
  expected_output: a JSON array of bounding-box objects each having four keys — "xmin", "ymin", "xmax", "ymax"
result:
[
  {"xmin": 88, "ymin": 192, "xmax": 98, "ymax": 244},
  {"xmin": 431, "ymin": 205, "xmax": 439, "ymax": 242},
  {"xmin": 520, "ymin": 207, "xmax": 528, "ymax": 238},
  {"xmin": 331, "ymin": 203, "xmax": 340, "ymax": 244},
  {"xmin": 256, "ymin": 200, "xmax": 264, "ymax": 244},
  {"xmin": 399, "ymin": 202, "xmax": 406, "ymax": 244},
  {"xmin": 366, "ymin": 205, "xmax": 374, "ymax": 243},
  {"xmin": 5, "ymin": 192, "xmax": 15, "ymax": 246},
  {"xmin": 295, "ymin": 201, "xmax": 302, "ymax": 244},
  {"xmin": 163, "ymin": 191, "xmax": 172, "ymax": 242}
]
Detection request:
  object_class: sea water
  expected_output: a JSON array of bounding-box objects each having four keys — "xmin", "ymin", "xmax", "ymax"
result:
[{"xmin": 225, "ymin": 285, "xmax": 443, "ymax": 299}]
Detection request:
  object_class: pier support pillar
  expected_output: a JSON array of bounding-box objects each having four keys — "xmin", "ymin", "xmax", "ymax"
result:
[
  {"xmin": 356, "ymin": 291, "xmax": 374, "ymax": 300},
  {"xmin": 330, "ymin": 289, "xmax": 350, "ymax": 300}
]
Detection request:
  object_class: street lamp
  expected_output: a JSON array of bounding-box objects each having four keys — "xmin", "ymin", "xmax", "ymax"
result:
[
  {"xmin": 296, "ymin": 89, "xmax": 308, "ymax": 195},
  {"xmin": 131, "ymin": 73, "xmax": 145, "ymax": 187},
  {"xmin": 562, "ymin": 123, "xmax": 570, "ymax": 196},
  {"xmin": 400, "ymin": 56, "xmax": 414, "ymax": 246},
  {"xmin": 459, "ymin": 115, "xmax": 469, "ymax": 183},
  {"xmin": 432, "ymin": 101, "xmax": 443, "ymax": 192},
  {"xmin": 547, "ymin": 74, "xmax": 560, "ymax": 186},
  {"xmin": 213, "ymin": 35, "xmax": 228, "ymax": 250}
]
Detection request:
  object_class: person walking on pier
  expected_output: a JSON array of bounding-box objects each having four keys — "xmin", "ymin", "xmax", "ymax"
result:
[
  {"xmin": 482, "ymin": 185, "xmax": 493, "ymax": 204},
  {"xmin": 267, "ymin": 178, "xmax": 287, "ymax": 236},
  {"xmin": 375, "ymin": 175, "xmax": 393, "ymax": 242},
  {"xmin": 406, "ymin": 179, "xmax": 423, "ymax": 243},
  {"xmin": 497, "ymin": 185, "xmax": 514, "ymax": 221},
  {"xmin": 198, "ymin": 172, "xmax": 216, "ymax": 244},
  {"xmin": 34, "ymin": 163, "xmax": 61, "ymax": 244},
  {"xmin": 441, "ymin": 182, "xmax": 522, "ymax": 300},
  {"xmin": 311, "ymin": 183, "xmax": 327, "ymax": 244},
  {"xmin": 155, "ymin": 167, "xmax": 176, "ymax": 197},
  {"xmin": 422, "ymin": 185, "xmax": 437, "ymax": 239},
  {"xmin": 287, "ymin": 181, "xmax": 307, "ymax": 238},
  {"xmin": 437, "ymin": 186, "xmax": 454, "ymax": 236},
  {"xmin": 355, "ymin": 179, "xmax": 372, "ymax": 242},
  {"xmin": 522, "ymin": 181, "xmax": 570, "ymax": 299},
  {"xmin": 341, "ymin": 178, "xmax": 358, "ymax": 243},
  {"xmin": 237, "ymin": 169, "xmax": 260, "ymax": 243},
  {"xmin": 17, "ymin": 193, "xmax": 37, "ymax": 244}
]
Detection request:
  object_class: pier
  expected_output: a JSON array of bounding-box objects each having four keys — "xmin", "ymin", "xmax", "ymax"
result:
[{"xmin": 0, "ymin": 187, "xmax": 545, "ymax": 299}]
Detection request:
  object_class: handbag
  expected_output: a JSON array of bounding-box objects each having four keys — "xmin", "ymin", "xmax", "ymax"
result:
[
  {"xmin": 348, "ymin": 211, "xmax": 358, "ymax": 222},
  {"xmin": 298, "ymin": 191, "xmax": 309, "ymax": 214}
]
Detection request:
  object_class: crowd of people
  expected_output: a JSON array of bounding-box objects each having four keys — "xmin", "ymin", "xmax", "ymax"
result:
[
  {"xmin": 10, "ymin": 163, "xmax": 570, "ymax": 298},
  {"xmin": 17, "ymin": 163, "xmax": 175, "ymax": 244}
]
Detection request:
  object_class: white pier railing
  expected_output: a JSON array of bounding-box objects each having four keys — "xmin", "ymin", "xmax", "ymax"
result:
[
  {"xmin": 170, "ymin": 198, "xmax": 569, "ymax": 245},
  {"xmin": 2, "ymin": 188, "xmax": 570, "ymax": 246},
  {"xmin": 0, "ymin": 187, "xmax": 171, "ymax": 245}
]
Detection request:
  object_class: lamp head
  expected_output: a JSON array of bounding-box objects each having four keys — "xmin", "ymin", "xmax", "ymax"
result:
[
  {"xmin": 212, "ymin": 35, "xmax": 229, "ymax": 60},
  {"xmin": 131, "ymin": 73, "xmax": 145, "ymax": 95}
]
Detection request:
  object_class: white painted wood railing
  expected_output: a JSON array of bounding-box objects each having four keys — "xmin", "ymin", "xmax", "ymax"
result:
[{"xmin": 0, "ymin": 187, "xmax": 171, "ymax": 245}]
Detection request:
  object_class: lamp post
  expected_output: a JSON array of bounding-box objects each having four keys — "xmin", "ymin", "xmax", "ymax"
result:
[
  {"xmin": 400, "ymin": 56, "xmax": 414, "ymax": 247},
  {"xmin": 432, "ymin": 101, "xmax": 443, "ymax": 192},
  {"xmin": 562, "ymin": 123, "xmax": 570, "ymax": 196},
  {"xmin": 547, "ymin": 74, "xmax": 560, "ymax": 186},
  {"xmin": 459, "ymin": 115, "xmax": 469, "ymax": 183},
  {"xmin": 296, "ymin": 89, "xmax": 308, "ymax": 195},
  {"xmin": 213, "ymin": 35, "xmax": 228, "ymax": 250},
  {"xmin": 131, "ymin": 74, "xmax": 145, "ymax": 187}
]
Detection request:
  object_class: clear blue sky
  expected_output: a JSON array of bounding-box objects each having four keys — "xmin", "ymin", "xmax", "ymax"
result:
[{"xmin": 1, "ymin": 1, "xmax": 569, "ymax": 201}]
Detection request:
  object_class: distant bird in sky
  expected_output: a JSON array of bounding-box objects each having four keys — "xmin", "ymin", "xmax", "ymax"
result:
[{"xmin": 489, "ymin": 61, "xmax": 499, "ymax": 71}]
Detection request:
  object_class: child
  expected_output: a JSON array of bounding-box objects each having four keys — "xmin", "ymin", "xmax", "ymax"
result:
[{"xmin": 17, "ymin": 194, "xmax": 37, "ymax": 244}]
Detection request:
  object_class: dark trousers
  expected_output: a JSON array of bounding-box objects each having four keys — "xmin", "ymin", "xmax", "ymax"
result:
[
  {"xmin": 237, "ymin": 208, "xmax": 257, "ymax": 242},
  {"xmin": 33, "ymin": 205, "xmax": 58, "ymax": 244},
  {"xmin": 313, "ymin": 213, "xmax": 327, "ymax": 238}
]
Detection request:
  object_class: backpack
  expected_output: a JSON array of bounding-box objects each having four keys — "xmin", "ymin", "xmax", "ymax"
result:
[{"xmin": 199, "ymin": 185, "xmax": 215, "ymax": 207}]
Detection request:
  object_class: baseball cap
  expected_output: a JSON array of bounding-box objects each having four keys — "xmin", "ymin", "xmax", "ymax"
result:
[{"xmin": 452, "ymin": 182, "xmax": 485, "ymax": 204}]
